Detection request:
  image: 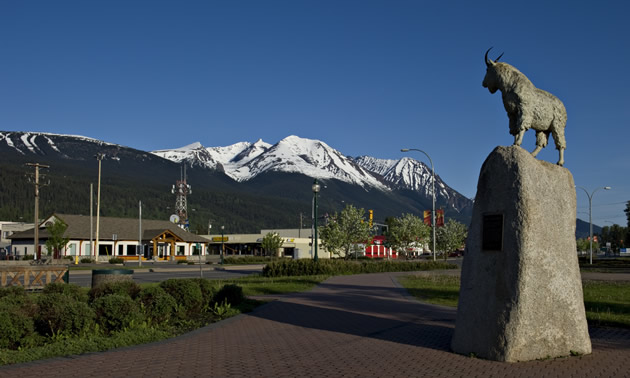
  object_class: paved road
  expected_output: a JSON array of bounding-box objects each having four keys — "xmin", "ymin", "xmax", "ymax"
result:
[
  {"xmin": 68, "ymin": 266, "xmax": 262, "ymax": 287},
  {"xmin": 2, "ymin": 271, "xmax": 629, "ymax": 377}
]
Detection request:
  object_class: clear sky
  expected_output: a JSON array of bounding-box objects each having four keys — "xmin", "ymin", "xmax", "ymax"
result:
[{"xmin": 1, "ymin": 1, "xmax": 628, "ymax": 226}]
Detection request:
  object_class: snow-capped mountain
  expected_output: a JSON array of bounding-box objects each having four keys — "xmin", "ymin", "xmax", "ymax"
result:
[
  {"xmin": 0, "ymin": 131, "xmax": 114, "ymax": 157},
  {"xmin": 153, "ymin": 135, "xmax": 389, "ymax": 190},
  {"xmin": 152, "ymin": 135, "xmax": 471, "ymax": 212},
  {"xmin": 0, "ymin": 130, "xmax": 474, "ymax": 228},
  {"xmin": 353, "ymin": 155, "xmax": 468, "ymax": 212},
  {"xmin": 152, "ymin": 139, "xmax": 271, "ymax": 172}
]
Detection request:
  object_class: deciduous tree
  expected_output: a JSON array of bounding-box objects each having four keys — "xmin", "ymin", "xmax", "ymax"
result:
[
  {"xmin": 45, "ymin": 218, "xmax": 70, "ymax": 259},
  {"xmin": 320, "ymin": 205, "xmax": 371, "ymax": 259},
  {"xmin": 435, "ymin": 219, "xmax": 468, "ymax": 259},
  {"xmin": 261, "ymin": 232, "xmax": 284, "ymax": 257},
  {"xmin": 387, "ymin": 213, "xmax": 430, "ymax": 258}
]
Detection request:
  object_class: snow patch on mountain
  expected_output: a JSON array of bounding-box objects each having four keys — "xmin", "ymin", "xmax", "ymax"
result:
[
  {"xmin": 1, "ymin": 131, "xmax": 118, "ymax": 156},
  {"xmin": 228, "ymin": 136, "xmax": 386, "ymax": 190}
]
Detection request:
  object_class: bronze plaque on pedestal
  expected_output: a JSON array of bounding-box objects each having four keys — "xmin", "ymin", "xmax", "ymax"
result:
[{"xmin": 482, "ymin": 213, "xmax": 503, "ymax": 251}]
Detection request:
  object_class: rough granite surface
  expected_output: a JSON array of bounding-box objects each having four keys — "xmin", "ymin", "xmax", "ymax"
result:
[{"xmin": 450, "ymin": 145, "xmax": 591, "ymax": 362}]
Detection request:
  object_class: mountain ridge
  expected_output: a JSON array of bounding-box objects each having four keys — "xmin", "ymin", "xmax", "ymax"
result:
[{"xmin": 0, "ymin": 130, "xmax": 600, "ymax": 237}]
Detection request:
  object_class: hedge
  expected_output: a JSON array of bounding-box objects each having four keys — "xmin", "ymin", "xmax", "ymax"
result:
[{"xmin": 262, "ymin": 259, "xmax": 457, "ymax": 277}]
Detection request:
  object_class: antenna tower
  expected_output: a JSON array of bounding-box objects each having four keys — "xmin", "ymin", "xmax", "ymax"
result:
[{"xmin": 171, "ymin": 164, "xmax": 191, "ymax": 230}]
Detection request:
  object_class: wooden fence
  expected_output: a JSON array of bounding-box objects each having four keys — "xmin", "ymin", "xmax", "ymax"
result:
[{"xmin": 0, "ymin": 265, "xmax": 69, "ymax": 290}]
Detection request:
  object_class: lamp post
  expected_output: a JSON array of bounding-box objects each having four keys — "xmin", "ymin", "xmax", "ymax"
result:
[
  {"xmin": 401, "ymin": 148, "xmax": 436, "ymax": 261},
  {"xmin": 220, "ymin": 225, "xmax": 225, "ymax": 265},
  {"xmin": 576, "ymin": 186, "xmax": 611, "ymax": 265},
  {"xmin": 207, "ymin": 222, "xmax": 212, "ymax": 260},
  {"xmin": 94, "ymin": 153, "xmax": 104, "ymax": 262},
  {"xmin": 312, "ymin": 179, "xmax": 320, "ymax": 262},
  {"xmin": 138, "ymin": 200, "xmax": 142, "ymax": 267}
]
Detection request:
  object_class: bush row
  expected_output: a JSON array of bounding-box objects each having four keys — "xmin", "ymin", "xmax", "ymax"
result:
[
  {"xmin": 0, "ymin": 279, "xmax": 245, "ymax": 354},
  {"xmin": 262, "ymin": 259, "xmax": 457, "ymax": 277},
  {"xmin": 223, "ymin": 256, "xmax": 277, "ymax": 265}
]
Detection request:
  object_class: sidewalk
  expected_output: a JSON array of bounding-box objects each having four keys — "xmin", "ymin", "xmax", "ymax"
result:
[{"xmin": 1, "ymin": 272, "xmax": 629, "ymax": 377}]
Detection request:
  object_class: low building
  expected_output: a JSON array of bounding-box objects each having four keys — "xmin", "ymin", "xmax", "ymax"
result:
[
  {"xmin": 205, "ymin": 228, "xmax": 331, "ymax": 259},
  {"xmin": 1, "ymin": 221, "xmax": 34, "ymax": 251},
  {"xmin": 8, "ymin": 213, "xmax": 208, "ymax": 261}
]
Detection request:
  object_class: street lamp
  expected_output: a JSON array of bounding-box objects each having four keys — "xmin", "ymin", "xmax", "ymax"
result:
[
  {"xmin": 576, "ymin": 186, "xmax": 611, "ymax": 265},
  {"xmin": 220, "ymin": 225, "xmax": 225, "ymax": 265},
  {"xmin": 401, "ymin": 148, "xmax": 436, "ymax": 261},
  {"xmin": 312, "ymin": 178, "xmax": 321, "ymax": 262},
  {"xmin": 94, "ymin": 153, "xmax": 104, "ymax": 262}
]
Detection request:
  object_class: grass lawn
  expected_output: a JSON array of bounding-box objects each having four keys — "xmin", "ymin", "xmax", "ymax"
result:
[
  {"xmin": 212, "ymin": 274, "xmax": 330, "ymax": 296},
  {"xmin": 399, "ymin": 274, "xmax": 630, "ymax": 328},
  {"xmin": 579, "ymin": 257, "xmax": 630, "ymax": 273}
]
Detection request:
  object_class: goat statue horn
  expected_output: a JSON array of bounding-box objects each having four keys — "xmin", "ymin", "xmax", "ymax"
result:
[
  {"xmin": 485, "ymin": 47, "xmax": 505, "ymax": 67},
  {"xmin": 485, "ymin": 47, "xmax": 493, "ymax": 67}
]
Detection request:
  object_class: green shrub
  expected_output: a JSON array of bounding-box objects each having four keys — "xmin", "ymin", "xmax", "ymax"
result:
[
  {"xmin": 176, "ymin": 259, "xmax": 189, "ymax": 264},
  {"xmin": 0, "ymin": 293, "xmax": 40, "ymax": 350},
  {"xmin": 223, "ymin": 256, "xmax": 274, "ymax": 264},
  {"xmin": 80, "ymin": 258, "xmax": 95, "ymax": 263},
  {"xmin": 0, "ymin": 302, "xmax": 37, "ymax": 350},
  {"xmin": 63, "ymin": 256, "xmax": 74, "ymax": 261},
  {"xmin": 188, "ymin": 278, "xmax": 217, "ymax": 305},
  {"xmin": 109, "ymin": 257, "xmax": 124, "ymax": 264},
  {"xmin": 89, "ymin": 281, "xmax": 142, "ymax": 302},
  {"xmin": 93, "ymin": 294, "xmax": 143, "ymax": 333},
  {"xmin": 42, "ymin": 282, "xmax": 88, "ymax": 303},
  {"xmin": 0, "ymin": 285, "xmax": 27, "ymax": 299},
  {"xmin": 22, "ymin": 254, "xmax": 34, "ymax": 261},
  {"xmin": 35, "ymin": 294, "xmax": 95, "ymax": 337},
  {"xmin": 214, "ymin": 284, "xmax": 244, "ymax": 306},
  {"xmin": 159, "ymin": 279, "xmax": 204, "ymax": 317},
  {"xmin": 0, "ymin": 292, "xmax": 38, "ymax": 317},
  {"xmin": 136, "ymin": 286, "xmax": 177, "ymax": 324},
  {"xmin": 262, "ymin": 259, "xmax": 457, "ymax": 277}
]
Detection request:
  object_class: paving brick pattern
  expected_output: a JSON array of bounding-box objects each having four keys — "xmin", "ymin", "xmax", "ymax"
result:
[{"xmin": 1, "ymin": 272, "xmax": 629, "ymax": 377}]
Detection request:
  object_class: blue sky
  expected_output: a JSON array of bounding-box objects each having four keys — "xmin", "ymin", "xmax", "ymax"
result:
[{"xmin": 1, "ymin": 1, "xmax": 628, "ymax": 226}]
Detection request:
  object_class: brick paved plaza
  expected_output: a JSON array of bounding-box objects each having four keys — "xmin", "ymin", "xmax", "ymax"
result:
[{"xmin": 1, "ymin": 272, "xmax": 629, "ymax": 377}]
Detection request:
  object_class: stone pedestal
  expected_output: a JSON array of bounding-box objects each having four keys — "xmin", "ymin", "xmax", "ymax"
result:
[{"xmin": 451, "ymin": 146, "xmax": 591, "ymax": 362}]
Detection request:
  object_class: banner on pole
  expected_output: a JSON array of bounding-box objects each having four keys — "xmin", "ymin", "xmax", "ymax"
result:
[
  {"xmin": 436, "ymin": 210, "xmax": 445, "ymax": 227},
  {"xmin": 423, "ymin": 210, "xmax": 431, "ymax": 226}
]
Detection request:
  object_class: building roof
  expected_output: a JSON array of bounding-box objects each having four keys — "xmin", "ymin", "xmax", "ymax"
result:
[{"xmin": 8, "ymin": 213, "xmax": 208, "ymax": 243}]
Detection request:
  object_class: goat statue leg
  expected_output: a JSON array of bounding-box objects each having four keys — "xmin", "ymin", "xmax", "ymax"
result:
[
  {"xmin": 513, "ymin": 130, "xmax": 525, "ymax": 146},
  {"xmin": 532, "ymin": 131, "xmax": 548, "ymax": 157},
  {"xmin": 531, "ymin": 145, "xmax": 543, "ymax": 157},
  {"xmin": 557, "ymin": 149, "xmax": 565, "ymax": 166}
]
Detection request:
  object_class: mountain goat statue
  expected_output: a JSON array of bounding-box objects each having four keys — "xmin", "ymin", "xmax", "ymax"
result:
[{"xmin": 483, "ymin": 48, "xmax": 567, "ymax": 166}]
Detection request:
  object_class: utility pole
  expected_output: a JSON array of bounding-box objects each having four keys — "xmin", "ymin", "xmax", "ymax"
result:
[{"xmin": 26, "ymin": 163, "xmax": 49, "ymax": 260}]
